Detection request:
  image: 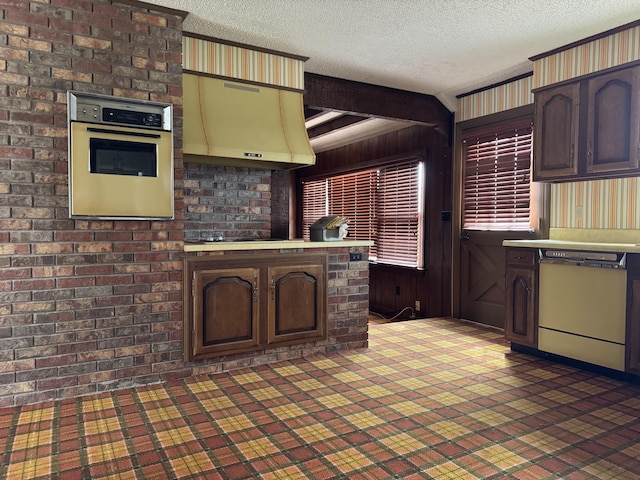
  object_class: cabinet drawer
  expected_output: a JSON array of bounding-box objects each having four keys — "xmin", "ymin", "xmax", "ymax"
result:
[{"xmin": 506, "ymin": 248, "xmax": 537, "ymax": 267}]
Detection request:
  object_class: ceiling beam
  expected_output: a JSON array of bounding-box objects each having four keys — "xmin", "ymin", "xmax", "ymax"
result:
[
  {"xmin": 304, "ymin": 73, "xmax": 453, "ymax": 133},
  {"xmin": 306, "ymin": 113, "xmax": 367, "ymax": 138}
]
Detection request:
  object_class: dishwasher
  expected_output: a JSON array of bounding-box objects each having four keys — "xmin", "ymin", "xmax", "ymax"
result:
[{"xmin": 538, "ymin": 248, "xmax": 627, "ymax": 371}]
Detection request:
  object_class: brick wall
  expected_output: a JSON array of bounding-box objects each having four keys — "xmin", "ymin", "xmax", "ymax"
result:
[
  {"xmin": 183, "ymin": 162, "xmax": 272, "ymax": 240},
  {"xmin": 0, "ymin": 0, "xmax": 369, "ymax": 406},
  {"xmin": 326, "ymin": 248, "xmax": 369, "ymax": 350},
  {"xmin": 0, "ymin": 0, "xmax": 185, "ymax": 406}
]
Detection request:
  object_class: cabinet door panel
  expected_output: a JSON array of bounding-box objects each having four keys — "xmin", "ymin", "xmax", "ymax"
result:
[
  {"xmin": 504, "ymin": 249, "xmax": 537, "ymax": 348},
  {"xmin": 193, "ymin": 268, "xmax": 260, "ymax": 357},
  {"xmin": 268, "ymin": 264, "xmax": 326, "ymax": 344},
  {"xmin": 627, "ymin": 279, "xmax": 640, "ymax": 375},
  {"xmin": 533, "ymin": 83, "xmax": 580, "ymax": 180},
  {"xmin": 587, "ymin": 68, "xmax": 640, "ymax": 173}
]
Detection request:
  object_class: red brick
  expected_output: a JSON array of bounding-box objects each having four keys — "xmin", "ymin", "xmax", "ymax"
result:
[
  {"xmin": 116, "ymin": 365, "xmax": 152, "ymax": 378},
  {"xmin": 134, "ymin": 272, "xmax": 167, "ymax": 284},
  {"xmin": 36, "ymin": 354, "xmax": 77, "ymax": 368},
  {"xmin": 54, "ymin": 231, "xmax": 93, "ymax": 242},
  {"xmin": 95, "ymin": 275, "xmax": 132, "ymax": 286},
  {"xmin": 12, "ymin": 278, "xmax": 56, "ymax": 291},
  {"xmin": 58, "ymin": 385, "xmax": 97, "ymax": 398},
  {"xmin": 113, "ymin": 242, "xmax": 150, "ymax": 252},
  {"xmin": 74, "ymin": 264, "xmax": 112, "ymax": 276},
  {"xmin": 94, "ymin": 231, "xmax": 133, "ymax": 242},
  {"xmin": 57, "ymin": 342, "xmax": 97, "ymax": 355},
  {"xmin": 74, "ymin": 242, "xmax": 113, "ymax": 253},
  {"xmin": 77, "ymin": 350, "xmax": 115, "ymax": 363},
  {"xmin": 78, "ymin": 371, "xmax": 115, "ymax": 385},
  {"xmin": 31, "ymin": 242, "xmax": 73, "ymax": 254},
  {"xmin": 57, "ymin": 277, "xmax": 95, "ymax": 288}
]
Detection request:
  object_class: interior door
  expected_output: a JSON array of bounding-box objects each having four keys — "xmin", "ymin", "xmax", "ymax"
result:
[
  {"xmin": 459, "ymin": 230, "xmax": 532, "ymax": 327},
  {"xmin": 456, "ymin": 106, "xmax": 541, "ymax": 328}
]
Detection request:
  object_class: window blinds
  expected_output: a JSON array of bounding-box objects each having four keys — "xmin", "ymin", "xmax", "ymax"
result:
[
  {"xmin": 302, "ymin": 159, "xmax": 423, "ymax": 267},
  {"xmin": 463, "ymin": 122, "xmax": 532, "ymax": 231}
]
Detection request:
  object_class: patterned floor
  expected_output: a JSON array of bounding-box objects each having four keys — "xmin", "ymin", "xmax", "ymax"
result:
[{"xmin": 2, "ymin": 318, "xmax": 640, "ymax": 479}]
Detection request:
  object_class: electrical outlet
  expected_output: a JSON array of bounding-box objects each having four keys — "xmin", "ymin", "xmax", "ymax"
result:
[
  {"xmin": 415, "ymin": 300, "xmax": 421, "ymax": 312},
  {"xmin": 349, "ymin": 252, "xmax": 362, "ymax": 261}
]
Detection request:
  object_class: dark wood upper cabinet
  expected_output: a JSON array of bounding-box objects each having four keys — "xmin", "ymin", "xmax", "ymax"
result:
[
  {"xmin": 533, "ymin": 63, "xmax": 640, "ymax": 182},
  {"xmin": 533, "ymin": 83, "xmax": 580, "ymax": 180},
  {"xmin": 586, "ymin": 67, "xmax": 640, "ymax": 173}
]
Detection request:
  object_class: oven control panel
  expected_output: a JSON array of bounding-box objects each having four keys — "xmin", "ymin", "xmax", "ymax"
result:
[{"xmin": 68, "ymin": 91, "xmax": 172, "ymax": 131}]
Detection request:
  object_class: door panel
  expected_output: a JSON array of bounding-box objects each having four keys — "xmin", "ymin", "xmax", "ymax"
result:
[
  {"xmin": 533, "ymin": 83, "xmax": 580, "ymax": 180},
  {"xmin": 267, "ymin": 263, "xmax": 326, "ymax": 344},
  {"xmin": 459, "ymin": 230, "xmax": 532, "ymax": 327},
  {"xmin": 193, "ymin": 267, "xmax": 260, "ymax": 357},
  {"xmin": 587, "ymin": 67, "xmax": 640, "ymax": 173},
  {"xmin": 457, "ymin": 107, "xmax": 543, "ymax": 328}
]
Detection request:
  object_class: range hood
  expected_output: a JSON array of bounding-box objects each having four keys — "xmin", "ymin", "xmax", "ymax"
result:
[{"xmin": 183, "ymin": 73, "xmax": 315, "ymax": 170}]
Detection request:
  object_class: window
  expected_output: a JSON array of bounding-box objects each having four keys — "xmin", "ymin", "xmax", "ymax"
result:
[
  {"xmin": 462, "ymin": 119, "xmax": 533, "ymax": 231},
  {"xmin": 302, "ymin": 159, "xmax": 424, "ymax": 268}
]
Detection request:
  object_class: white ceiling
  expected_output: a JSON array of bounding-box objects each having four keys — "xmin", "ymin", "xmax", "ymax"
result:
[{"xmin": 144, "ymin": 0, "xmax": 640, "ymax": 112}]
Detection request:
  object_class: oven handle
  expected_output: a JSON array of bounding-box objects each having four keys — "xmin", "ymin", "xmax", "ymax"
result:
[{"xmin": 86, "ymin": 127, "xmax": 162, "ymax": 139}]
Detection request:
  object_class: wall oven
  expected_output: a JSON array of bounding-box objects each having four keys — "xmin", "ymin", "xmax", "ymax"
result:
[
  {"xmin": 538, "ymin": 248, "xmax": 627, "ymax": 371},
  {"xmin": 67, "ymin": 91, "xmax": 174, "ymax": 220}
]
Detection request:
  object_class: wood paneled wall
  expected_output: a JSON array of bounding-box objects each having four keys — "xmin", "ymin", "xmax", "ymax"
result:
[{"xmin": 296, "ymin": 124, "xmax": 452, "ymax": 318}]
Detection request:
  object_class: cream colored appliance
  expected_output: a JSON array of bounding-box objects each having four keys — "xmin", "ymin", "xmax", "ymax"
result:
[
  {"xmin": 182, "ymin": 73, "xmax": 315, "ymax": 170},
  {"xmin": 538, "ymin": 249, "xmax": 627, "ymax": 371},
  {"xmin": 67, "ymin": 91, "xmax": 174, "ymax": 219}
]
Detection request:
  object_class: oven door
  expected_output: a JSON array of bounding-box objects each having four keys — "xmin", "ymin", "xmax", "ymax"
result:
[{"xmin": 69, "ymin": 122, "xmax": 173, "ymax": 219}]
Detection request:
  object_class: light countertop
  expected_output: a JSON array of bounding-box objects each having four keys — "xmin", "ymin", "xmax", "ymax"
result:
[{"xmin": 184, "ymin": 239, "xmax": 374, "ymax": 252}]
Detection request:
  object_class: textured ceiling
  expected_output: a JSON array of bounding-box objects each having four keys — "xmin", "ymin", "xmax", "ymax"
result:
[{"xmin": 144, "ymin": 0, "xmax": 640, "ymax": 111}]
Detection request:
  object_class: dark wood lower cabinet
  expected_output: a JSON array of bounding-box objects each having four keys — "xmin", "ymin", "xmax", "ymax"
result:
[
  {"xmin": 626, "ymin": 254, "xmax": 640, "ymax": 375},
  {"xmin": 626, "ymin": 279, "xmax": 640, "ymax": 374},
  {"xmin": 184, "ymin": 253, "xmax": 327, "ymax": 361},
  {"xmin": 267, "ymin": 264, "xmax": 325, "ymax": 345},
  {"xmin": 193, "ymin": 267, "xmax": 260, "ymax": 357},
  {"xmin": 504, "ymin": 248, "xmax": 538, "ymax": 348}
]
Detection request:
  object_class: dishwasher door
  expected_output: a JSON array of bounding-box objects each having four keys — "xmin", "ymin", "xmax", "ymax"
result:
[{"xmin": 538, "ymin": 262, "xmax": 627, "ymax": 370}]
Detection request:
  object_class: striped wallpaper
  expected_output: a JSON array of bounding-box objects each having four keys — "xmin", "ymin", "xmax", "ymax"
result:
[
  {"xmin": 183, "ymin": 36, "xmax": 306, "ymax": 91},
  {"xmin": 456, "ymin": 23, "xmax": 640, "ymax": 231},
  {"xmin": 551, "ymin": 178, "xmax": 640, "ymax": 229},
  {"xmin": 456, "ymin": 75, "xmax": 534, "ymax": 122},
  {"xmin": 533, "ymin": 25, "xmax": 640, "ymax": 89},
  {"xmin": 544, "ymin": 24, "xmax": 640, "ymax": 229}
]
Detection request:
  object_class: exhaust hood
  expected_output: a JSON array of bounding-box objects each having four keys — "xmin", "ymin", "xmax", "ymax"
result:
[{"xmin": 183, "ymin": 73, "xmax": 315, "ymax": 170}]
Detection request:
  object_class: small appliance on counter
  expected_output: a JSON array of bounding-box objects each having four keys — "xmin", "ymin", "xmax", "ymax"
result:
[{"xmin": 310, "ymin": 216, "xmax": 349, "ymax": 241}]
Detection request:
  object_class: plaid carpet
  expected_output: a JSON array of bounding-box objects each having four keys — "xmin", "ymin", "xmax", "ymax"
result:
[{"xmin": 2, "ymin": 317, "xmax": 640, "ymax": 479}]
